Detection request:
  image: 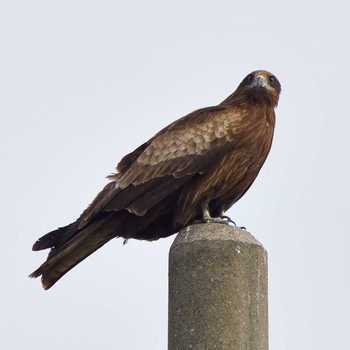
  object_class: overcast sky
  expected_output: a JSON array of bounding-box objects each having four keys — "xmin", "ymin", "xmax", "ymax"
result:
[{"xmin": 1, "ymin": 1, "xmax": 349, "ymax": 349}]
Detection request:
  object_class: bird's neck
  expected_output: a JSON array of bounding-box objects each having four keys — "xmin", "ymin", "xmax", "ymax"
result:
[{"xmin": 220, "ymin": 91, "xmax": 278, "ymax": 110}]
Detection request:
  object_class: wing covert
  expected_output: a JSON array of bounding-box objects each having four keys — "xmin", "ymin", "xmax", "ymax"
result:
[
  {"xmin": 117, "ymin": 106, "xmax": 237, "ymax": 188},
  {"xmin": 79, "ymin": 105, "xmax": 241, "ymax": 226}
]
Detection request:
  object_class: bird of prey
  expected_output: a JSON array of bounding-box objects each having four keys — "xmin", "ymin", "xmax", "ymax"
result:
[{"xmin": 30, "ymin": 70, "xmax": 281, "ymax": 289}]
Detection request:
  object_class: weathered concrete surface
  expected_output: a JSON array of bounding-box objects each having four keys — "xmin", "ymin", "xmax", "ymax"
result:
[{"xmin": 168, "ymin": 223, "xmax": 268, "ymax": 350}]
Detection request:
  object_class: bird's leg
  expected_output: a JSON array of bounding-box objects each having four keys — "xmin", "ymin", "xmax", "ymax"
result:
[
  {"xmin": 200, "ymin": 203, "xmax": 229, "ymax": 225},
  {"xmin": 202, "ymin": 202, "xmax": 212, "ymax": 223},
  {"xmin": 191, "ymin": 203, "xmax": 237, "ymax": 226}
]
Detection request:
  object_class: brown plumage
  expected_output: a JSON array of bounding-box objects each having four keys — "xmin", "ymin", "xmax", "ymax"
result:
[{"xmin": 30, "ymin": 70, "xmax": 281, "ymax": 289}]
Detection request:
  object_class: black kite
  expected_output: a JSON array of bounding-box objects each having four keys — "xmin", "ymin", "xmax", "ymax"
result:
[{"xmin": 30, "ymin": 70, "xmax": 281, "ymax": 289}]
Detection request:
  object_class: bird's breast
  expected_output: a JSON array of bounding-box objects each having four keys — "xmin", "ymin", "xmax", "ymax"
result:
[{"xmin": 203, "ymin": 108, "xmax": 275, "ymax": 198}]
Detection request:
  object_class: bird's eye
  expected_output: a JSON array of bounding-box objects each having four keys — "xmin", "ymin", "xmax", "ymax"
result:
[
  {"xmin": 269, "ymin": 75, "xmax": 275, "ymax": 84},
  {"xmin": 246, "ymin": 74, "xmax": 254, "ymax": 84}
]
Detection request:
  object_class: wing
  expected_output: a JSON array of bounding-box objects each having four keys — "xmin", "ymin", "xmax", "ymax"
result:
[{"xmin": 78, "ymin": 105, "xmax": 239, "ymax": 227}]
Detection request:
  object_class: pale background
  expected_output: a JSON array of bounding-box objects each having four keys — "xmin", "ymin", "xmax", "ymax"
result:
[{"xmin": 1, "ymin": 1, "xmax": 349, "ymax": 349}]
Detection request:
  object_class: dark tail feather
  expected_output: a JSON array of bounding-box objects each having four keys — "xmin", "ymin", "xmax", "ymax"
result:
[
  {"xmin": 32, "ymin": 223, "xmax": 78, "ymax": 255},
  {"xmin": 29, "ymin": 217, "xmax": 121, "ymax": 290}
]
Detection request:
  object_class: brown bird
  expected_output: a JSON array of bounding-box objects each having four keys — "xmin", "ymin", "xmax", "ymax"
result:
[{"xmin": 30, "ymin": 70, "xmax": 281, "ymax": 289}]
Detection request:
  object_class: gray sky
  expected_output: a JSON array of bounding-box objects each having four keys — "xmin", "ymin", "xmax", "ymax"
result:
[{"xmin": 1, "ymin": 1, "xmax": 349, "ymax": 349}]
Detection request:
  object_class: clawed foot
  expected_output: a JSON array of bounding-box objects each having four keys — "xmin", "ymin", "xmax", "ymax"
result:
[
  {"xmin": 207, "ymin": 217, "xmax": 230, "ymax": 225},
  {"xmin": 219, "ymin": 215, "xmax": 236, "ymax": 226},
  {"xmin": 220, "ymin": 216, "xmax": 246, "ymax": 230},
  {"xmin": 191, "ymin": 215, "xmax": 237, "ymax": 226},
  {"xmin": 196, "ymin": 203, "xmax": 246, "ymax": 228},
  {"xmin": 191, "ymin": 217, "xmax": 229, "ymax": 225},
  {"xmin": 191, "ymin": 217, "xmax": 246, "ymax": 229}
]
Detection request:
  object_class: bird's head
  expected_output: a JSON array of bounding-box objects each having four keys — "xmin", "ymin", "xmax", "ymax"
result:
[{"xmin": 237, "ymin": 70, "xmax": 281, "ymax": 107}]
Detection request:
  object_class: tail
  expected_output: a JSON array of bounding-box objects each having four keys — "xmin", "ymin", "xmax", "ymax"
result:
[{"xmin": 29, "ymin": 216, "xmax": 120, "ymax": 290}]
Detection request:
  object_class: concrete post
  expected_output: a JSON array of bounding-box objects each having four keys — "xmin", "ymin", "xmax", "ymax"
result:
[{"xmin": 168, "ymin": 223, "xmax": 268, "ymax": 350}]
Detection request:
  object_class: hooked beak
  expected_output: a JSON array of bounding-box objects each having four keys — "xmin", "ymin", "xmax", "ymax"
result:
[{"xmin": 251, "ymin": 75, "xmax": 265, "ymax": 88}]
